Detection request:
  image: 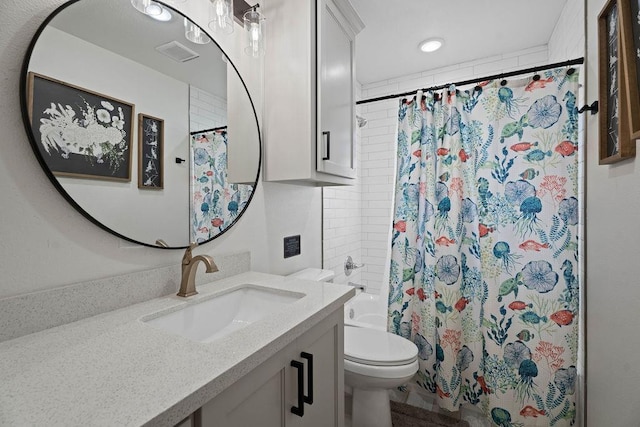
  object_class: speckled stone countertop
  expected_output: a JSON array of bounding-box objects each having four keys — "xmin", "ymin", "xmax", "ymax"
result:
[{"xmin": 0, "ymin": 272, "xmax": 354, "ymax": 426}]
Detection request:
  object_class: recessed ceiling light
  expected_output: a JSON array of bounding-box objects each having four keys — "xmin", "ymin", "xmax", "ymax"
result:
[
  {"xmin": 150, "ymin": 6, "xmax": 172, "ymax": 21},
  {"xmin": 419, "ymin": 38, "xmax": 444, "ymax": 53}
]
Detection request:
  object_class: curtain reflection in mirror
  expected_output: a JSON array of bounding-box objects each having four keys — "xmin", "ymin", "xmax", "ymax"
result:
[{"xmin": 190, "ymin": 130, "xmax": 253, "ymax": 243}]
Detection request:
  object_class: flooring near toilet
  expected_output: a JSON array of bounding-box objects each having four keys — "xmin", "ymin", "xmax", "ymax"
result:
[
  {"xmin": 390, "ymin": 401, "xmax": 470, "ymax": 427},
  {"xmin": 345, "ymin": 395, "xmax": 471, "ymax": 427}
]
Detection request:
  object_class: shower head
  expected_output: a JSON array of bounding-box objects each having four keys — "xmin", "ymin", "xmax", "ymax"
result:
[{"xmin": 356, "ymin": 115, "xmax": 368, "ymax": 128}]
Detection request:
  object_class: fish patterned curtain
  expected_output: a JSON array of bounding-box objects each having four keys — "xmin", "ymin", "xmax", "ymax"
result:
[
  {"xmin": 388, "ymin": 67, "xmax": 580, "ymax": 426},
  {"xmin": 191, "ymin": 130, "xmax": 253, "ymax": 243}
]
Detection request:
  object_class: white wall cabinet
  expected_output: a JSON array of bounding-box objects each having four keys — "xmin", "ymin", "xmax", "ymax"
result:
[
  {"xmin": 263, "ymin": 0, "xmax": 364, "ymax": 186},
  {"xmin": 199, "ymin": 309, "xmax": 345, "ymax": 426}
]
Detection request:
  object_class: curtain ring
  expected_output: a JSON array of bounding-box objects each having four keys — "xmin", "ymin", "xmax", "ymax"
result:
[
  {"xmin": 567, "ymin": 68, "xmax": 576, "ymax": 75},
  {"xmin": 533, "ymin": 74, "xmax": 541, "ymax": 81},
  {"xmin": 500, "ymin": 79, "xmax": 508, "ymax": 86}
]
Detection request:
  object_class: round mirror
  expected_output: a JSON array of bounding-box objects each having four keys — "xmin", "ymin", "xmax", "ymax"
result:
[{"xmin": 20, "ymin": 0, "xmax": 261, "ymax": 249}]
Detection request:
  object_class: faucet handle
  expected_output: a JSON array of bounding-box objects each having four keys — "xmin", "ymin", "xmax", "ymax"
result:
[
  {"xmin": 182, "ymin": 242, "xmax": 198, "ymax": 265},
  {"xmin": 344, "ymin": 256, "xmax": 364, "ymax": 276}
]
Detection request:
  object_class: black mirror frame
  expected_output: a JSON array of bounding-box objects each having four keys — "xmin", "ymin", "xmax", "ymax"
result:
[{"xmin": 19, "ymin": 0, "xmax": 262, "ymax": 250}]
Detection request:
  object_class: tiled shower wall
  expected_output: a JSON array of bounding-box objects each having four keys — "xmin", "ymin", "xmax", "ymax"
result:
[
  {"xmin": 322, "ymin": 84, "xmax": 363, "ymax": 287},
  {"xmin": 323, "ymin": 0, "xmax": 585, "ymax": 297},
  {"xmin": 548, "ymin": 0, "xmax": 585, "ymax": 64},
  {"xmin": 189, "ymin": 85, "xmax": 228, "ymax": 133}
]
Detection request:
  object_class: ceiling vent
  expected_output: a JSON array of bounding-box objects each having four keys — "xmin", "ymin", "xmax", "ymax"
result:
[{"xmin": 155, "ymin": 41, "xmax": 200, "ymax": 63}]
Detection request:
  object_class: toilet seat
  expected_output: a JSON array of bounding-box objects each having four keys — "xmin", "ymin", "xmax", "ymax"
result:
[
  {"xmin": 344, "ymin": 326, "xmax": 418, "ymax": 366},
  {"xmin": 345, "ymin": 357, "xmax": 419, "ymax": 380}
]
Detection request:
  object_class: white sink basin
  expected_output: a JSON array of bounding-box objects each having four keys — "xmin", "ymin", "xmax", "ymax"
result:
[{"xmin": 144, "ymin": 285, "xmax": 305, "ymax": 343}]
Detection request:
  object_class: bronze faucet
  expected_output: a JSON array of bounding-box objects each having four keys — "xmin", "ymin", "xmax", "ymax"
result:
[{"xmin": 177, "ymin": 243, "xmax": 218, "ymax": 297}]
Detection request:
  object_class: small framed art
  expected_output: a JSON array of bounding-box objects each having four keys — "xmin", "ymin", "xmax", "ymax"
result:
[{"xmin": 138, "ymin": 113, "xmax": 164, "ymax": 189}]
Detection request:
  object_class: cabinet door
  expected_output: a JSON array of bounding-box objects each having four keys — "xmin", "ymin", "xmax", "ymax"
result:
[
  {"xmin": 287, "ymin": 319, "xmax": 344, "ymax": 427},
  {"xmin": 200, "ymin": 364, "xmax": 286, "ymax": 427},
  {"xmin": 200, "ymin": 310, "xmax": 344, "ymax": 427},
  {"xmin": 317, "ymin": 0, "xmax": 357, "ymax": 179}
]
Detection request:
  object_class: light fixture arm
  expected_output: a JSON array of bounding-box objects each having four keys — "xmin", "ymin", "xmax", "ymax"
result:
[{"xmin": 233, "ymin": 0, "xmax": 258, "ymax": 23}]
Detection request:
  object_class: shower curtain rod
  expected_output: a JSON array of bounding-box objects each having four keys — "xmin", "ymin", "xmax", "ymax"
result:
[
  {"xmin": 190, "ymin": 125, "xmax": 227, "ymax": 136},
  {"xmin": 356, "ymin": 57, "xmax": 584, "ymax": 105}
]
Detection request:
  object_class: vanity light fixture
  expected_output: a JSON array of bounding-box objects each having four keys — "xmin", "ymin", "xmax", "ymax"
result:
[
  {"xmin": 243, "ymin": 5, "xmax": 265, "ymax": 58},
  {"xmin": 418, "ymin": 37, "xmax": 444, "ymax": 53},
  {"xmin": 184, "ymin": 18, "xmax": 211, "ymax": 44},
  {"xmin": 209, "ymin": 0, "xmax": 234, "ymax": 35}
]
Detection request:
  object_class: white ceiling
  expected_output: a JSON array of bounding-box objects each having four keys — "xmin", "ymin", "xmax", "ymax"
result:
[
  {"xmin": 46, "ymin": 0, "xmax": 569, "ymax": 93},
  {"xmin": 350, "ymin": 0, "xmax": 569, "ymax": 85},
  {"xmin": 49, "ymin": 0, "xmax": 228, "ymax": 98}
]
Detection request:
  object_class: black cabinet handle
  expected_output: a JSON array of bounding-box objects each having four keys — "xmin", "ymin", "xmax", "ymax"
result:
[
  {"xmin": 301, "ymin": 352, "xmax": 314, "ymax": 405},
  {"xmin": 291, "ymin": 360, "xmax": 305, "ymax": 417},
  {"xmin": 322, "ymin": 131, "xmax": 331, "ymax": 160}
]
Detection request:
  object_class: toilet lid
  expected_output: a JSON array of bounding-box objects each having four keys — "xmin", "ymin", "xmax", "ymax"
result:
[{"xmin": 344, "ymin": 326, "xmax": 418, "ymax": 366}]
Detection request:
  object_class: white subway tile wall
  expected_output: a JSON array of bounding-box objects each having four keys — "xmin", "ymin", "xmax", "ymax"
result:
[
  {"xmin": 322, "ymin": 82, "xmax": 363, "ymax": 286},
  {"xmin": 548, "ymin": 0, "xmax": 585, "ymax": 64},
  {"xmin": 189, "ymin": 85, "xmax": 228, "ymax": 133}
]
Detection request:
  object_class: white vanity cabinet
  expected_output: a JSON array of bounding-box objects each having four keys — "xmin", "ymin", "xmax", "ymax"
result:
[
  {"xmin": 263, "ymin": 0, "xmax": 364, "ymax": 186},
  {"xmin": 199, "ymin": 309, "xmax": 345, "ymax": 426}
]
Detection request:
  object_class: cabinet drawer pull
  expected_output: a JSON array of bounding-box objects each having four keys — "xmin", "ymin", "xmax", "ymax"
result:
[
  {"xmin": 301, "ymin": 352, "xmax": 314, "ymax": 405},
  {"xmin": 291, "ymin": 360, "xmax": 305, "ymax": 417},
  {"xmin": 322, "ymin": 131, "xmax": 331, "ymax": 160}
]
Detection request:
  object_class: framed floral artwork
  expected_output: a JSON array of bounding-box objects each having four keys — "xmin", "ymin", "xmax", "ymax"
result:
[
  {"xmin": 619, "ymin": 0, "xmax": 640, "ymax": 138},
  {"xmin": 598, "ymin": 0, "xmax": 635, "ymax": 164},
  {"xmin": 137, "ymin": 113, "xmax": 164, "ymax": 189},
  {"xmin": 26, "ymin": 72, "xmax": 134, "ymax": 181}
]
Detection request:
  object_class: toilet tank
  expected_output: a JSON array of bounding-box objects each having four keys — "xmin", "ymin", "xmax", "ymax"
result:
[{"xmin": 288, "ymin": 268, "xmax": 335, "ymax": 282}]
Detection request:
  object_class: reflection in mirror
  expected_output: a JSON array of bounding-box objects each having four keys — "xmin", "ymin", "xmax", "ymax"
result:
[{"xmin": 21, "ymin": 0, "xmax": 260, "ymax": 248}]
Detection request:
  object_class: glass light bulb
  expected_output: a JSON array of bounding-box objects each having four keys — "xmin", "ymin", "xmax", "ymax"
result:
[
  {"xmin": 215, "ymin": 0, "xmax": 227, "ymax": 17},
  {"xmin": 209, "ymin": 0, "xmax": 233, "ymax": 34},
  {"xmin": 243, "ymin": 9, "xmax": 265, "ymax": 58},
  {"xmin": 185, "ymin": 18, "xmax": 211, "ymax": 44},
  {"xmin": 250, "ymin": 22, "xmax": 260, "ymax": 42}
]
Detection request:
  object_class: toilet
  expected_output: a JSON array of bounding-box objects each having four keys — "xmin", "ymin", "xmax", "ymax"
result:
[{"xmin": 288, "ymin": 268, "xmax": 419, "ymax": 427}]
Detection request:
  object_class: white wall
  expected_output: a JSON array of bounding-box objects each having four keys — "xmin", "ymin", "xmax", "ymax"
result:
[
  {"xmin": 586, "ymin": 0, "xmax": 640, "ymax": 425},
  {"xmin": 0, "ymin": 0, "xmax": 322, "ymax": 299}
]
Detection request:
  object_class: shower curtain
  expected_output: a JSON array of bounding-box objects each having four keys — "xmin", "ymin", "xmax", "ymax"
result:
[
  {"xmin": 191, "ymin": 130, "xmax": 253, "ymax": 242},
  {"xmin": 388, "ymin": 67, "xmax": 579, "ymax": 426}
]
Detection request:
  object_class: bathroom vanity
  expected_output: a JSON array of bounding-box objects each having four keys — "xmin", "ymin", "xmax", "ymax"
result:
[{"xmin": 0, "ymin": 272, "xmax": 354, "ymax": 426}]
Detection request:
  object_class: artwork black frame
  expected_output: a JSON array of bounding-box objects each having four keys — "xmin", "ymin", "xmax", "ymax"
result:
[
  {"xmin": 137, "ymin": 113, "xmax": 164, "ymax": 189},
  {"xmin": 27, "ymin": 72, "xmax": 134, "ymax": 180}
]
